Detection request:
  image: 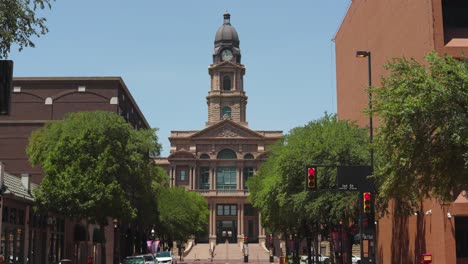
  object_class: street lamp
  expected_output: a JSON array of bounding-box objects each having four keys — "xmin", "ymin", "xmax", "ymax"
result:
[
  {"xmin": 356, "ymin": 50, "xmax": 377, "ymax": 264},
  {"xmin": 113, "ymin": 219, "xmax": 119, "ymax": 264},
  {"xmin": 355, "ymin": 51, "xmax": 373, "ymax": 170}
]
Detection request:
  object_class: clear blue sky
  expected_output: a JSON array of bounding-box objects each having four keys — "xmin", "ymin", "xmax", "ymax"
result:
[{"xmin": 8, "ymin": 0, "xmax": 351, "ymax": 157}]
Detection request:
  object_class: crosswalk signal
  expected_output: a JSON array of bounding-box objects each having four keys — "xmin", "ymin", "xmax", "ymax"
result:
[{"xmin": 307, "ymin": 166, "xmax": 317, "ymax": 190}]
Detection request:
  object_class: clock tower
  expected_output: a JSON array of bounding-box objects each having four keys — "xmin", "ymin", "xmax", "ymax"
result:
[{"xmin": 206, "ymin": 13, "xmax": 248, "ymax": 127}]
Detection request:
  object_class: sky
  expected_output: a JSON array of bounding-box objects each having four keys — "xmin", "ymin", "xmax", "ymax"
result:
[{"xmin": 8, "ymin": 0, "xmax": 351, "ymax": 157}]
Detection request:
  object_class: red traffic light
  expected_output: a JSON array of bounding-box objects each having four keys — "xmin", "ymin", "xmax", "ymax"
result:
[
  {"xmin": 363, "ymin": 192, "xmax": 372, "ymax": 214},
  {"xmin": 307, "ymin": 166, "xmax": 317, "ymax": 190}
]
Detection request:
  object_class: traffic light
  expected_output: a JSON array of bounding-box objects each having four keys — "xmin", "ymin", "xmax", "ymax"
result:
[
  {"xmin": 363, "ymin": 192, "xmax": 371, "ymax": 214},
  {"xmin": 306, "ymin": 166, "xmax": 317, "ymax": 190},
  {"xmin": 243, "ymin": 235, "xmax": 248, "ymax": 244},
  {"xmin": 0, "ymin": 60, "xmax": 13, "ymax": 115}
]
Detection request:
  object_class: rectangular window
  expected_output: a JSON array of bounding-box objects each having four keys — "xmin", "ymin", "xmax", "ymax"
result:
[
  {"xmin": 179, "ymin": 170, "xmax": 186, "ymax": 181},
  {"xmin": 216, "ymin": 205, "xmax": 237, "ymax": 216},
  {"xmin": 216, "ymin": 167, "xmax": 237, "ymax": 190},
  {"xmin": 456, "ymin": 216, "xmax": 468, "ymax": 258},
  {"xmin": 243, "ymin": 167, "xmax": 254, "ymax": 189},
  {"xmin": 199, "ymin": 167, "xmax": 210, "ymax": 190},
  {"xmin": 244, "ymin": 204, "xmax": 254, "ymax": 216}
]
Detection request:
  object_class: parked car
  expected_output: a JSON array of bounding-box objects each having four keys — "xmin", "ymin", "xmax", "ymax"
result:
[
  {"xmin": 122, "ymin": 256, "xmax": 146, "ymax": 264},
  {"xmin": 300, "ymin": 255, "xmax": 331, "ymax": 264},
  {"xmin": 352, "ymin": 255, "xmax": 361, "ymax": 264},
  {"xmin": 155, "ymin": 251, "xmax": 177, "ymax": 264},
  {"xmin": 137, "ymin": 254, "xmax": 158, "ymax": 264}
]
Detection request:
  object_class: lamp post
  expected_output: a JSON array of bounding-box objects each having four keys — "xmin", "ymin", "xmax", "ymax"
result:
[
  {"xmin": 356, "ymin": 50, "xmax": 377, "ymax": 264},
  {"xmin": 355, "ymin": 50, "xmax": 373, "ymax": 170},
  {"xmin": 113, "ymin": 219, "xmax": 119, "ymax": 264}
]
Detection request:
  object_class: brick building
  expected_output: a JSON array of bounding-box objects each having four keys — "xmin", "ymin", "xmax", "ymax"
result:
[
  {"xmin": 0, "ymin": 77, "xmax": 150, "ymax": 263},
  {"xmin": 334, "ymin": 0, "xmax": 468, "ymax": 263},
  {"xmin": 156, "ymin": 13, "xmax": 282, "ymax": 246}
]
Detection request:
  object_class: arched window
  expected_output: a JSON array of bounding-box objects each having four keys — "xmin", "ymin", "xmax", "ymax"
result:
[
  {"xmin": 244, "ymin": 153, "xmax": 254, "ymax": 160},
  {"xmin": 200, "ymin": 153, "xmax": 210, "ymax": 159},
  {"xmin": 217, "ymin": 149, "xmax": 237, "ymax": 159},
  {"xmin": 222, "ymin": 107, "xmax": 231, "ymax": 119},
  {"xmin": 223, "ymin": 76, "xmax": 231, "ymax": 90}
]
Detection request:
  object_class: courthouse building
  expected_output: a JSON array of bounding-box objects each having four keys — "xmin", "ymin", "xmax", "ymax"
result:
[
  {"xmin": 334, "ymin": 0, "xmax": 468, "ymax": 263},
  {"xmin": 156, "ymin": 13, "xmax": 282, "ymax": 245}
]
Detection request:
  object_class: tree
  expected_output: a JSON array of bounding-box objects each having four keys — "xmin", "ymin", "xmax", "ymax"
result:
[
  {"xmin": 0, "ymin": 0, "xmax": 56, "ymax": 58},
  {"xmin": 27, "ymin": 111, "xmax": 164, "ymax": 263},
  {"xmin": 248, "ymin": 114, "xmax": 370, "ymax": 264},
  {"xmin": 157, "ymin": 187, "xmax": 209, "ymax": 245},
  {"xmin": 372, "ymin": 52, "xmax": 468, "ymax": 211}
]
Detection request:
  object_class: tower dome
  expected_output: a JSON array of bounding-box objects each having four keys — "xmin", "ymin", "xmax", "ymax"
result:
[{"xmin": 214, "ymin": 13, "xmax": 239, "ymax": 48}]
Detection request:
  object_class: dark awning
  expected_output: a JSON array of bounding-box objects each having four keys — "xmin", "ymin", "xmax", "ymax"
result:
[{"xmin": 74, "ymin": 224, "xmax": 87, "ymax": 241}]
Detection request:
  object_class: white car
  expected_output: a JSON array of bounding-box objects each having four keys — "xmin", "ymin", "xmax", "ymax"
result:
[
  {"xmin": 155, "ymin": 251, "xmax": 177, "ymax": 264},
  {"xmin": 300, "ymin": 255, "xmax": 331, "ymax": 264},
  {"xmin": 352, "ymin": 255, "xmax": 361, "ymax": 264},
  {"xmin": 137, "ymin": 254, "xmax": 157, "ymax": 264}
]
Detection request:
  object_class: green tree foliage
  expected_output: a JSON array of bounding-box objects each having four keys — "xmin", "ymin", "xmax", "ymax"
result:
[
  {"xmin": 248, "ymin": 114, "xmax": 370, "ymax": 262},
  {"xmin": 372, "ymin": 52, "xmax": 468, "ymax": 210},
  {"xmin": 157, "ymin": 187, "xmax": 209, "ymax": 242},
  {"xmin": 0, "ymin": 0, "xmax": 56, "ymax": 58},
  {"xmin": 27, "ymin": 111, "xmax": 165, "ymax": 226}
]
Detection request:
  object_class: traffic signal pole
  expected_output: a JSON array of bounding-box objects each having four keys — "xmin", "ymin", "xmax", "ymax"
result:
[{"xmin": 306, "ymin": 165, "xmax": 376, "ymax": 263}]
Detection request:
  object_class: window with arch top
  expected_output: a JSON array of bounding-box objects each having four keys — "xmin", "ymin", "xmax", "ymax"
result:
[
  {"xmin": 217, "ymin": 149, "xmax": 237, "ymax": 159},
  {"xmin": 200, "ymin": 153, "xmax": 210, "ymax": 159},
  {"xmin": 223, "ymin": 76, "xmax": 232, "ymax": 90},
  {"xmin": 244, "ymin": 153, "xmax": 254, "ymax": 160},
  {"xmin": 222, "ymin": 107, "xmax": 232, "ymax": 119}
]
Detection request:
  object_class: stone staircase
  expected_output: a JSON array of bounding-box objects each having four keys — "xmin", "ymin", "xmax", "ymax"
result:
[
  {"xmin": 183, "ymin": 242, "xmax": 272, "ymax": 262},
  {"xmin": 184, "ymin": 243, "xmax": 212, "ymax": 261}
]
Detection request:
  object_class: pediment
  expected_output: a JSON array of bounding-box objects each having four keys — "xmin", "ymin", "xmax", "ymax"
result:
[{"xmin": 191, "ymin": 120, "xmax": 264, "ymax": 139}]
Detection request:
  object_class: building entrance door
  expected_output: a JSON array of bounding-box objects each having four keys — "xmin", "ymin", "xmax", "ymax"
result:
[{"xmin": 217, "ymin": 220, "xmax": 237, "ymax": 243}]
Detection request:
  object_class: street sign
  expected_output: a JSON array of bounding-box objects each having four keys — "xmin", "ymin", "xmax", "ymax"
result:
[
  {"xmin": 338, "ymin": 183, "xmax": 358, "ymax": 191},
  {"xmin": 337, "ymin": 166, "xmax": 373, "ymax": 192}
]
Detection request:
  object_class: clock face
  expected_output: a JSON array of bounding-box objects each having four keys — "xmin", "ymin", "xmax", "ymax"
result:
[{"xmin": 221, "ymin": 49, "xmax": 233, "ymax": 61}]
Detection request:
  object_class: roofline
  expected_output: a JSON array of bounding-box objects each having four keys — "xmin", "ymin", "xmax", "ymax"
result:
[
  {"xmin": 12, "ymin": 77, "xmax": 151, "ymax": 129},
  {"xmin": 332, "ymin": 0, "xmax": 353, "ymax": 42}
]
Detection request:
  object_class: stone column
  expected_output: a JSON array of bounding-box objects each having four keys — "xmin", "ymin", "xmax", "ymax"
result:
[
  {"xmin": 258, "ymin": 213, "xmax": 266, "ymax": 244},
  {"xmin": 170, "ymin": 166, "xmax": 175, "ymax": 187},
  {"xmin": 209, "ymin": 202, "xmax": 217, "ymax": 244},
  {"xmin": 240, "ymin": 203, "xmax": 244, "ymax": 237},
  {"xmin": 237, "ymin": 167, "xmax": 241, "ymax": 190},
  {"xmin": 189, "ymin": 167, "xmax": 193, "ymax": 190},
  {"xmin": 212, "ymin": 167, "xmax": 217, "ymax": 190},
  {"xmin": 239, "ymin": 167, "xmax": 244, "ymax": 190}
]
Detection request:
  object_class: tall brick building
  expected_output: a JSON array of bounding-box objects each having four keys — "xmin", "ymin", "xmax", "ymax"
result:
[
  {"xmin": 0, "ymin": 77, "xmax": 150, "ymax": 264},
  {"xmin": 156, "ymin": 13, "xmax": 282, "ymax": 245},
  {"xmin": 334, "ymin": 0, "xmax": 468, "ymax": 263}
]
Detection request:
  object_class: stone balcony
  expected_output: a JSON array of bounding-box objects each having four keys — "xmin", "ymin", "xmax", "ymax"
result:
[{"xmin": 192, "ymin": 189, "xmax": 250, "ymax": 197}]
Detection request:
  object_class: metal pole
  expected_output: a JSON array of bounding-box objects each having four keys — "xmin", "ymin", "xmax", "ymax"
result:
[{"xmin": 367, "ymin": 53, "xmax": 373, "ymax": 171}]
